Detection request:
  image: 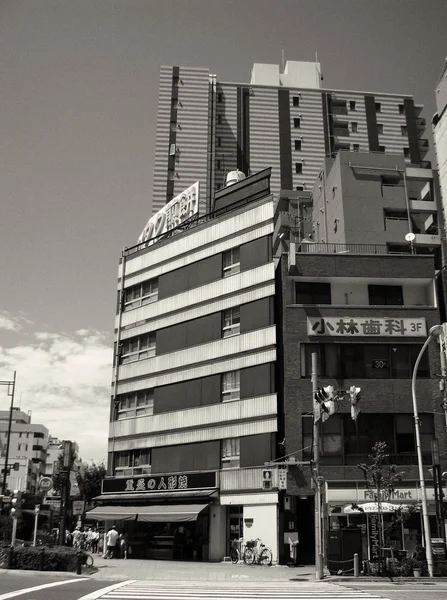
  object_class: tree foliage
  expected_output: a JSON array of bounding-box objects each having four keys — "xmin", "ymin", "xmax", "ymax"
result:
[
  {"xmin": 75, "ymin": 462, "xmax": 107, "ymax": 503},
  {"xmin": 52, "ymin": 447, "xmax": 78, "ymax": 495}
]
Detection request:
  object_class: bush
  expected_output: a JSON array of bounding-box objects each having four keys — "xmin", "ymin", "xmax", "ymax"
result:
[{"xmin": 0, "ymin": 545, "xmax": 87, "ymax": 572}]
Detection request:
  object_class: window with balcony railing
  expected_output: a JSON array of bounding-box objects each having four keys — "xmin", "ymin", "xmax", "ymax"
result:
[
  {"xmin": 221, "ymin": 371, "xmax": 240, "ymax": 402},
  {"xmin": 120, "ymin": 332, "xmax": 156, "ymax": 364},
  {"xmin": 117, "ymin": 389, "xmax": 154, "ymax": 419},
  {"xmin": 114, "ymin": 449, "xmax": 152, "ymax": 476},
  {"xmin": 222, "ymin": 307, "xmax": 240, "ymax": 338},
  {"xmin": 222, "ymin": 247, "xmax": 240, "ymax": 278},
  {"xmin": 124, "ymin": 278, "xmax": 158, "ymax": 311},
  {"xmin": 221, "ymin": 438, "xmax": 240, "ymax": 469}
]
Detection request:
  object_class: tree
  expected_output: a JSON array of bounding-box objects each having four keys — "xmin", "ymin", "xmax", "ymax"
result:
[
  {"xmin": 52, "ymin": 446, "xmax": 78, "ymax": 496},
  {"xmin": 76, "ymin": 462, "xmax": 107, "ymax": 504},
  {"xmin": 353, "ymin": 442, "xmax": 406, "ymax": 557}
]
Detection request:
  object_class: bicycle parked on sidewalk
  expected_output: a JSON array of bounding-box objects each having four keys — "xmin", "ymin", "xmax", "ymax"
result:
[{"xmin": 243, "ymin": 538, "xmax": 272, "ymax": 566}]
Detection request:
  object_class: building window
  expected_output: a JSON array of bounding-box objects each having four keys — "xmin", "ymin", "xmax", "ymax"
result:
[
  {"xmin": 349, "ymin": 101, "xmax": 356, "ymax": 111},
  {"xmin": 222, "ymin": 371, "xmax": 240, "ymax": 402},
  {"xmin": 217, "ymin": 92, "xmax": 222, "ymax": 103},
  {"xmin": 222, "ymin": 247, "xmax": 240, "ymax": 277},
  {"xmin": 295, "ymin": 139, "xmax": 302, "ymax": 151},
  {"xmin": 293, "ymin": 96, "xmax": 300, "ymax": 107},
  {"xmin": 221, "ymin": 438, "xmax": 240, "ymax": 469},
  {"xmin": 401, "ymin": 125, "xmax": 408, "ymax": 136},
  {"xmin": 124, "ymin": 279, "xmax": 158, "ymax": 311},
  {"xmin": 375, "ymin": 102, "xmax": 381, "ymax": 112},
  {"xmin": 379, "ymin": 145, "xmax": 385, "ymax": 153},
  {"xmin": 377, "ymin": 123, "xmax": 384, "ymax": 134},
  {"xmin": 368, "ymin": 284, "xmax": 403, "ymax": 305},
  {"xmin": 117, "ymin": 390, "xmax": 154, "ymax": 420},
  {"xmin": 25, "ymin": 445, "xmax": 28, "ymax": 451},
  {"xmin": 300, "ymin": 343, "xmax": 428, "ymax": 379},
  {"xmin": 18, "ymin": 444, "xmax": 21, "ymax": 451},
  {"xmin": 217, "ymin": 137, "xmax": 222, "ymax": 147},
  {"xmin": 114, "ymin": 449, "xmax": 151, "ymax": 476},
  {"xmin": 398, "ymin": 104, "xmax": 405, "ymax": 114},
  {"xmin": 296, "ymin": 281, "xmax": 331, "ymax": 304},
  {"xmin": 351, "ymin": 122, "xmax": 358, "ymax": 133},
  {"xmin": 303, "ymin": 413, "xmax": 433, "ymax": 465},
  {"xmin": 296, "ymin": 186, "xmax": 304, "ymax": 191},
  {"xmin": 352, "ymin": 144, "xmax": 360, "ymax": 152},
  {"xmin": 295, "ymin": 162, "xmax": 303, "ymax": 174},
  {"xmin": 217, "ymin": 159, "xmax": 221, "ymax": 170},
  {"xmin": 19, "ymin": 433, "xmax": 22, "ymax": 438},
  {"xmin": 217, "ymin": 114, "xmax": 222, "ymax": 124},
  {"xmin": 403, "ymin": 147, "xmax": 410, "ymax": 159},
  {"xmin": 120, "ymin": 333, "xmax": 156, "ymax": 364},
  {"xmin": 294, "ymin": 118, "xmax": 301, "ymax": 128},
  {"xmin": 222, "ymin": 307, "xmax": 240, "ymax": 338}
]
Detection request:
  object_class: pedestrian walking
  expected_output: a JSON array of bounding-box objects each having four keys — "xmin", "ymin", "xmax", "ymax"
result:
[{"xmin": 105, "ymin": 525, "xmax": 120, "ymax": 558}]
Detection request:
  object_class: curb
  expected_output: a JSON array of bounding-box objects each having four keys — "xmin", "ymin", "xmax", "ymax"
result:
[{"xmin": 0, "ymin": 568, "xmax": 88, "ymax": 578}]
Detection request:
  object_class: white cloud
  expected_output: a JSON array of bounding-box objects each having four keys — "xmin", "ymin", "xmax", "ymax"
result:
[
  {"xmin": 0, "ymin": 311, "xmax": 32, "ymax": 332},
  {"xmin": 0, "ymin": 322, "xmax": 113, "ymax": 462}
]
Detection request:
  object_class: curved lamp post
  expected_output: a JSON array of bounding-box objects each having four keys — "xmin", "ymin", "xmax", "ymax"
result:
[{"xmin": 412, "ymin": 324, "xmax": 442, "ymax": 578}]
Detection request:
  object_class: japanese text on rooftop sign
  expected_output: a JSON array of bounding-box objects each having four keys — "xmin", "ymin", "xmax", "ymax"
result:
[
  {"xmin": 138, "ymin": 181, "xmax": 199, "ymax": 246},
  {"xmin": 307, "ymin": 317, "xmax": 427, "ymax": 337}
]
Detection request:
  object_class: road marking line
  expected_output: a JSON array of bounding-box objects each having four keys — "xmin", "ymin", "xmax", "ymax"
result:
[
  {"xmin": 0, "ymin": 578, "xmax": 87, "ymax": 600},
  {"xmin": 77, "ymin": 581, "xmax": 137, "ymax": 600}
]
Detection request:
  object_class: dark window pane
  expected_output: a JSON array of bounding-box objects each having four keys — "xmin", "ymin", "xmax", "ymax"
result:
[
  {"xmin": 390, "ymin": 346, "xmax": 410, "ymax": 378},
  {"xmin": 340, "ymin": 345, "xmax": 365, "ymax": 378},
  {"xmin": 368, "ymin": 285, "xmax": 403, "ymax": 306},
  {"xmin": 325, "ymin": 345, "xmax": 341, "ymax": 378},
  {"xmin": 296, "ymin": 282, "xmax": 331, "ymax": 304}
]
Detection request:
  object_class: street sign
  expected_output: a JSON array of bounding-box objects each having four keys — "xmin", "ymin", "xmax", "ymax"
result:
[
  {"xmin": 39, "ymin": 477, "xmax": 53, "ymax": 492},
  {"xmin": 72, "ymin": 500, "xmax": 85, "ymax": 516},
  {"xmin": 278, "ymin": 468, "xmax": 288, "ymax": 491}
]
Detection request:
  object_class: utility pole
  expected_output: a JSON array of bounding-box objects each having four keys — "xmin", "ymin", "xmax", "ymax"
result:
[
  {"xmin": 58, "ymin": 440, "xmax": 72, "ymax": 546},
  {"xmin": 1, "ymin": 372, "xmax": 16, "ymax": 495},
  {"xmin": 312, "ymin": 353, "xmax": 323, "ymax": 580}
]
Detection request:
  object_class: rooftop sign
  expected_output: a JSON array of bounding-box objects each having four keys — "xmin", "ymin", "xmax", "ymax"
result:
[{"xmin": 138, "ymin": 182, "xmax": 199, "ymax": 246}]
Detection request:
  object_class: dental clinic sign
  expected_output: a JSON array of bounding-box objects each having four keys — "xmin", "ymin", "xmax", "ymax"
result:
[
  {"xmin": 307, "ymin": 316, "xmax": 426, "ymax": 337},
  {"xmin": 138, "ymin": 182, "xmax": 199, "ymax": 246}
]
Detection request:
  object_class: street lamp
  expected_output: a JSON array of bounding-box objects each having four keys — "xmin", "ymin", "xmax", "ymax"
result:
[{"xmin": 411, "ymin": 324, "xmax": 442, "ymax": 578}]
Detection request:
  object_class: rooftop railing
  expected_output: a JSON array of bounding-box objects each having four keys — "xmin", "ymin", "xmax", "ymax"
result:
[{"xmin": 296, "ymin": 242, "xmax": 432, "ymax": 256}]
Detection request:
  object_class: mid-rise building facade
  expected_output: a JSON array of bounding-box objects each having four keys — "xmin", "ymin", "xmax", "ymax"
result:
[
  {"xmin": 96, "ymin": 170, "xmax": 282, "ymax": 561},
  {"xmin": 433, "ymin": 59, "xmax": 447, "ymax": 236},
  {"xmin": 274, "ymin": 151, "xmax": 447, "ymax": 565}
]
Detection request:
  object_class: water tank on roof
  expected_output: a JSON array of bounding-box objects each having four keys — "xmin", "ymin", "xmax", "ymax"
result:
[{"xmin": 225, "ymin": 170, "xmax": 246, "ymax": 187}]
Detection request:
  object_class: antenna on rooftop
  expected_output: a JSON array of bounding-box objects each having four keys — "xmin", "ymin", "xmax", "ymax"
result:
[{"xmin": 281, "ymin": 49, "xmax": 285, "ymax": 71}]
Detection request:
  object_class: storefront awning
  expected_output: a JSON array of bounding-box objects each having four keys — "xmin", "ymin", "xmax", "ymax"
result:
[
  {"xmin": 137, "ymin": 503, "xmax": 209, "ymax": 523},
  {"xmin": 87, "ymin": 505, "xmax": 138, "ymax": 521},
  {"xmin": 93, "ymin": 489, "xmax": 217, "ymax": 502}
]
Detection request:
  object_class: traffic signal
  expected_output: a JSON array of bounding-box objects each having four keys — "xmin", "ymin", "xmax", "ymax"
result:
[
  {"xmin": 314, "ymin": 386, "xmax": 336, "ymax": 422},
  {"xmin": 262, "ymin": 469, "xmax": 273, "ymax": 490},
  {"xmin": 10, "ymin": 489, "xmax": 22, "ymax": 518},
  {"xmin": 349, "ymin": 386, "xmax": 361, "ymax": 421}
]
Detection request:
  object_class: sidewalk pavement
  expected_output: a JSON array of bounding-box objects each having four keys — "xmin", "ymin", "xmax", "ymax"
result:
[{"xmin": 89, "ymin": 556, "xmax": 316, "ymax": 582}]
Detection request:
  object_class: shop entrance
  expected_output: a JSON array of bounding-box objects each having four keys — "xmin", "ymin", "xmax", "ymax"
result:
[
  {"xmin": 296, "ymin": 497, "xmax": 315, "ymax": 565},
  {"xmin": 227, "ymin": 505, "xmax": 243, "ymax": 555}
]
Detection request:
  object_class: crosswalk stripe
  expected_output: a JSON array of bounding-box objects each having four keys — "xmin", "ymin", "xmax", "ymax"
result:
[{"xmin": 95, "ymin": 581, "xmax": 390, "ymax": 600}]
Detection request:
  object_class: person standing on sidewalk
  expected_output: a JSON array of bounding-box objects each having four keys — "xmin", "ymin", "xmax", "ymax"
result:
[{"xmin": 105, "ymin": 525, "xmax": 120, "ymax": 558}]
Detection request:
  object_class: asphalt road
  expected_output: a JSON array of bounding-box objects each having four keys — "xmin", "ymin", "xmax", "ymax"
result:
[
  {"xmin": 0, "ymin": 574, "xmax": 122, "ymax": 600},
  {"xmin": 329, "ymin": 579, "xmax": 447, "ymax": 600}
]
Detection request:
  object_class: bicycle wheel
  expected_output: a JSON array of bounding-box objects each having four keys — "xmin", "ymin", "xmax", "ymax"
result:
[
  {"xmin": 84, "ymin": 553, "xmax": 94, "ymax": 567},
  {"xmin": 259, "ymin": 548, "xmax": 272, "ymax": 566},
  {"xmin": 243, "ymin": 548, "xmax": 255, "ymax": 565},
  {"xmin": 230, "ymin": 548, "xmax": 239, "ymax": 564}
]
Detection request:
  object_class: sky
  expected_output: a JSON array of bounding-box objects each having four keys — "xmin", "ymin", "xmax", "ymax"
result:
[{"xmin": 0, "ymin": 0, "xmax": 446, "ymax": 462}]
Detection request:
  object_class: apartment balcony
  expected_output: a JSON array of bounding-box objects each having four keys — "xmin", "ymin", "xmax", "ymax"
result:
[
  {"xmin": 414, "ymin": 233, "xmax": 441, "ymax": 247},
  {"xmin": 415, "ymin": 116, "xmax": 426, "ymax": 136},
  {"xmin": 410, "ymin": 200, "xmax": 437, "ymax": 213},
  {"xmin": 418, "ymin": 139, "xmax": 429, "ymax": 157},
  {"xmin": 220, "ymin": 466, "xmax": 280, "ymax": 492},
  {"xmin": 406, "ymin": 166, "xmax": 434, "ymax": 180},
  {"xmin": 381, "ymin": 184, "xmax": 406, "ymax": 202}
]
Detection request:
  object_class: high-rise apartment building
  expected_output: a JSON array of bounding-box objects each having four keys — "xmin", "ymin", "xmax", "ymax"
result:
[
  {"xmin": 433, "ymin": 59, "xmax": 447, "ymax": 224},
  {"xmin": 152, "ymin": 60, "xmax": 428, "ymax": 217}
]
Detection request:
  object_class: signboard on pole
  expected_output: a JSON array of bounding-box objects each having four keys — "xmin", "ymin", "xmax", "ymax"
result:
[
  {"xmin": 72, "ymin": 500, "xmax": 85, "ymax": 516},
  {"xmin": 278, "ymin": 467, "xmax": 288, "ymax": 491},
  {"xmin": 38, "ymin": 477, "xmax": 53, "ymax": 492}
]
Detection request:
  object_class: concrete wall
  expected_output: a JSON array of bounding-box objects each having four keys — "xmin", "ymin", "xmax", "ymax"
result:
[
  {"xmin": 243, "ymin": 503, "xmax": 278, "ymax": 563},
  {"xmin": 208, "ymin": 504, "xmax": 226, "ymax": 561}
]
